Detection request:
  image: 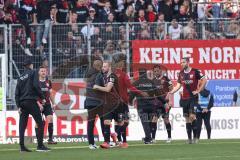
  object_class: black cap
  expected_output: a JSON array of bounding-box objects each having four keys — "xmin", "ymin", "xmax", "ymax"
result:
[{"xmin": 23, "ymin": 59, "xmax": 33, "ymax": 66}]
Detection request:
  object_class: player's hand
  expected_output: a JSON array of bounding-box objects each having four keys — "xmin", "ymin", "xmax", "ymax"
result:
[
  {"xmin": 141, "ymin": 92, "xmax": 149, "ymax": 97},
  {"xmin": 168, "ymin": 102, "xmax": 173, "ymax": 109},
  {"xmin": 93, "ymin": 85, "xmax": 98, "ymax": 89},
  {"xmin": 202, "ymin": 108, "xmax": 208, "ymax": 113},
  {"xmin": 192, "ymin": 90, "xmax": 199, "ymax": 95},
  {"xmin": 52, "ymin": 104, "xmax": 56, "ymax": 112},
  {"xmin": 37, "ymin": 101, "xmax": 44, "ymax": 112},
  {"xmin": 189, "ymin": 113, "xmax": 196, "ymax": 121},
  {"xmin": 18, "ymin": 108, "xmax": 22, "ymax": 115},
  {"xmin": 42, "ymin": 99, "xmax": 46, "ymax": 105},
  {"xmin": 165, "ymin": 103, "xmax": 170, "ymax": 112}
]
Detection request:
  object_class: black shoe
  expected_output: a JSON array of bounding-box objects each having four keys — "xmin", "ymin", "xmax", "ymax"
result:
[
  {"xmin": 36, "ymin": 145, "xmax": 51, "ymax": 152},
  {"xmin": 20, "ymin": 146, "xmax": 32, "ymax": 152},
  {"xmin": 144, "ymin": 141, "xmax": 153, "ymax": 144},
  {"xmin": 48, "ymin": 139, "xmax": 57, "ymax": 145}
]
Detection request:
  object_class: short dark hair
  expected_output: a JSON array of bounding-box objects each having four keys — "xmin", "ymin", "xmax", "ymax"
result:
[
  {"xmin": 182, "ymin": 57, "xmax": 190, "ymax": 62},
  {"xmin": 153, "ymin": 64, "xmax": 161, "ymax": 70}
]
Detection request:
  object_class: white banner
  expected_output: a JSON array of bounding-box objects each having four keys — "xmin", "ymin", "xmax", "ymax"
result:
[{"xmin": 0, "ymin": 107, "xmax": 240, "ymax": 144}]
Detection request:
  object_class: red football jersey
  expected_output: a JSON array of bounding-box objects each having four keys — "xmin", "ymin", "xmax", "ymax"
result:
[{"xmin": 178, "ymin": 68, "xmax": 205, "ymax": 100}]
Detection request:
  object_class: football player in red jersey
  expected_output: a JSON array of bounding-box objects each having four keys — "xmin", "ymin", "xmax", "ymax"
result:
[
  {"xmin": 35, "ymin": 66, "xmax": 57, "ymax": 144},
  {"xmin": 169, "ymin": 57, "xmax": 207, "ymax": 144},
  {"xmin": 151, "ymin": 65, "xmax": 173, "ymax": 143}
]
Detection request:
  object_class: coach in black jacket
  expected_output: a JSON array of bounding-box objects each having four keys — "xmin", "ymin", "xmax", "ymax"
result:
[
  {"xmin": 84, "ymin": 59, "xmax": 105, "ymax": 149},
  {"xmin": 15, "ymin": 59, "xmax": 49, "ymax": 152}
]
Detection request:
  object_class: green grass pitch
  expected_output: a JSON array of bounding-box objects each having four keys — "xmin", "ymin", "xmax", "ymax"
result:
[{"xmin": 0, "ymin": 139, "xmax": 240, "ymax": 160}]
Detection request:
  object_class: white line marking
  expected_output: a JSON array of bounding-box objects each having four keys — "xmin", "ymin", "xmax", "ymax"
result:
[{"xmin": 1, "ymin": 141, "xmax": 240, "ymax": 152}]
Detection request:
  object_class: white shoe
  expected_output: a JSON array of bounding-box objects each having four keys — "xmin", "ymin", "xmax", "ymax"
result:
[
  {"xmin": 24, "ymin": 48, "xmax": 33, "ymax": 56},
  {"xmin": 42, "ymin": 38, "xmax": 47, "ymax": 44},
  {"xmin": 193, "ymin": 138, "xmax": 199, "ymax": 144},
  {"xmin": 152, "ymin": 139, "xmax": 157, "ymax": 143},
  {"xmin": 27, "ymin": 38, "xmax": 31, "ymax": 45},
  {"xmin": 89, "ymin": 144, "xmax": 99, "ymax": 150},
  {"xmin": 109, "ymin": 141, "xmax": 116, "ymax": 148},
  {"xmin": 166, "ymin": 138, "xmax": 172, "ymax": 143}
]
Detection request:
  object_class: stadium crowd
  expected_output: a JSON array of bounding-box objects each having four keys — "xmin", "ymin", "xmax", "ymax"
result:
[
  {"xmin": 1, "ymin": 0, "xmax": 240, "ymax": 24},
  {"xmin": 0, "ymin": 0, "xmax": 240, "ymax": 79}
]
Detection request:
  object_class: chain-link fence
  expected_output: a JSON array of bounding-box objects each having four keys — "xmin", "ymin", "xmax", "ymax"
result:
[{"xmin": 3, "ymin": 20, "xmax": 240, "ymax": 104}]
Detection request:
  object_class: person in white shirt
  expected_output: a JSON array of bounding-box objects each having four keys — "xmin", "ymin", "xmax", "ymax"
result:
[
  {"xmin": 168, "ymin": 18, "xmax": 182, "ymax": 40},
  {"xmin": 197, "ymin": 0, "xmax": 206, "ymax": 20},
  {"xmin": 81, "ymin": 18, "xmax": 95, "ymax": 38}
]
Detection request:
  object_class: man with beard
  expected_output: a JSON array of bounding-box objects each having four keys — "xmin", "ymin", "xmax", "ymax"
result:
[{"xmin": 169, "ymin": 57, "xmax": 207, "ymax": 144}]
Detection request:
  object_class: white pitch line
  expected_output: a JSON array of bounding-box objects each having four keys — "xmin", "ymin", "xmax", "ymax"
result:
[
  {"xmin": 160, "ymin": 155, "xmax": 240, "ymax": 160},
  {"xmin": 1, "ymin": 141, "xmax": 240, "ymax": 152}
]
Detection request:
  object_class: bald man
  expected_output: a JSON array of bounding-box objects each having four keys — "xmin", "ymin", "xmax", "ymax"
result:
[
  {"xmin": 93, "ymin": 61, "xmax": 120, "ymax": 149},
  {"xmin": 84, "ymin": 59, "xmax": 105, "ymax": 150}
]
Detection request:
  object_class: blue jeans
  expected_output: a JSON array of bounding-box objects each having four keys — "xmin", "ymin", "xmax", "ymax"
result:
[{"xmin": 36, "ymin": 19, "xmax": 51, "ymax": 47}]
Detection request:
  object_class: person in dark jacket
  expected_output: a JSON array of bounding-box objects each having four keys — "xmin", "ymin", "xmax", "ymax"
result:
[
  {"xmin": 196, "ymin": 89, "xmax": 214, "ymax": 140},
  {"xmin": 84, "ymin": 59, "xmax": 105, "ymax": 150},
  {"xmin": 18, "ymin": 0, "xmax": 37, "ymax": 56},
  {"xmin": 129, "ymin": 68, "xmax": 166, "ymax": 144},
  {"xmin": 15, "ymin": 59, "xmax": 50, "ymax": 152}
]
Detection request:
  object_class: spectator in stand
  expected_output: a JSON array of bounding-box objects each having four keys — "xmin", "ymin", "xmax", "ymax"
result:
[
  {"xmin": 146, "ymin": 4, "xmax": 157, "ymax": 22},
  {"xmin": 117, "ymin": 40, "xmax": 127, "ymax": 54},
  {"xmin": 88, "ymin": 7, "xmax": 99, "ymax": 23},
  {"xmin": 123, "ymin": 5, "xmax": 135, "ymax": 22},
  {"xmin": 56, "ymin": 0, "xmax": 70, "ymax": 23},
  {"xmin": 91, "ymin": 27, "xmax": 103, "ymax": 49},
  {"xmin": 177, "ymin": 5, "xmax": 191, "ymax": 23},
  {"xmin": 81, "ymin": 17, "xmax": 95, "ymax": 38},
  {"xmin": 114, "ymin": 0, "xmax": 125, "ymax": 22},
  {"xmin": 123, "ymin": 0, "xmax": 134, "ymax": 9},
  {"xmin": 183, "ymin": 19, "xmax": 193, "ymax": 36},
  {"xmin": 50, "ymin": 5, "xmax": 58, "ymax": 24},
  {"xmin": 183, "ymin": 19, "xmax": 197, "ymax": 39},
  {"xmin": 36, "ymin": 0, "xmax": 56, "ymax": 50},
  {"xmin": 159, "ymin": 0, "xmax": 173, "ymax": 22},
  {"xmin": 139, "ymin": 29, "xmax": 151, "ymax": 40},
  {"xmin": 102, "ymin": 23, "xmax": 118, "ymax": 41},
  {"xmin": 136, "ymin": 22, "xmax": 151, "ymax": 40},
  {"xmin": 172, "ymin": 0, "xmax": 183, "ymax": 17},
  {"xmin": 119, "ymin": 25, "xmax": 126, "ymax": 40},
  {"xmin": 1, "ymin": 4, "xmax": 18, "ymax": 24},
  {"xmin": 197, "ymin": 0, "xmax": 206, "ymax": 20},
  {"xmin": 168, "ymin": 18, "xmax": 182, "ymax": 40},
  {"xmin": 154, "ymin": 24, "xmax": 165, "ymax": 40},
  {"xmin": 226, "ymin": 20, "xmax": 239, "ymax": 37},
  {"xmin": 107, "ymin": 12, "xmax": 115, "ymax": 23},
  {"xmin": 98, "ymin": 1, "xmax": 114, "ymax": 23},
  {"xmin": 135, "ymin": 9, "xmax": 147, "ymax": 22},
  {"xmin": 182, "ymin": 0, "xmax": 192, "ymax": 16},
  {"xmin": 151, "ymin": 0, "xmax": 161, "ymax": 14},
  {"xmin": 157, "ymin": 13, "xmax": 165, "ymax": 23},
  {"xmin": 135, "ymin": 0, "xmax": 146, "ymax": 11},
  {"xmin": 18, "ymin": 0, "xmax": 37, "ymax": 56},
  {"xmin": 103, "ymin": 40, "xmax": 117, "ymax": 61},
  {"xmin": 71, "ymin": 0, "xmax": 89, "ymax": 23}
]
